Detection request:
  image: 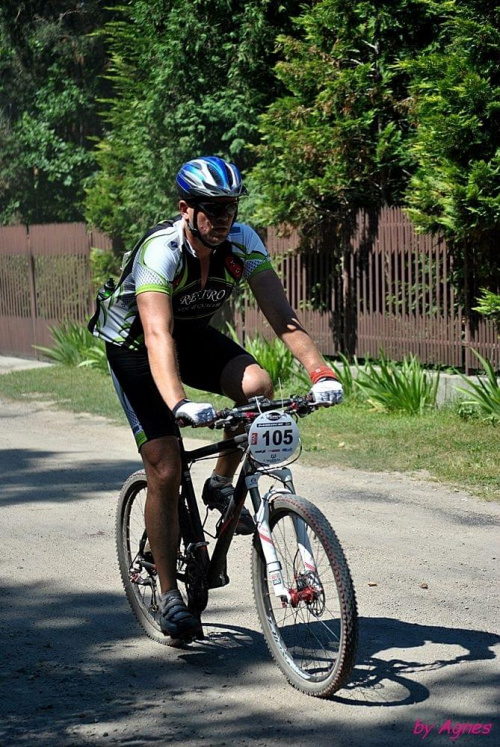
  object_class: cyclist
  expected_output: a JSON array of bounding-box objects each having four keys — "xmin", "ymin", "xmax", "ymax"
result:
[{"xmin": 90, "ymin": 156, "xmax": 343, "ymax": 639}]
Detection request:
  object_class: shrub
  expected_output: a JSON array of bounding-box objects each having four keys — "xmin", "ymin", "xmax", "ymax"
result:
[
  {"xmin": 355, "ymin": 352, "xmax": 440, "ymax": 415},
  {"xmin": 34, "ymin": 321, "xmax": 108, "ymax": 373},
  {"xmin": 473, "ymin": 289, "xmax": 500, "ymax": 332},
  {"xmin": 90, "ymin": 247, "xmax": 121, "ymax": 288},
  {"xmin": 455, "ymin": 350, "xmax": 500, "ymax": 424},
  {"xmin": 34, "ymin": 321, "xmax": 102, "ymax": 367},
  {"xmin": 78, "ymin": 344, "xmax": 110, "ymax": 375}
]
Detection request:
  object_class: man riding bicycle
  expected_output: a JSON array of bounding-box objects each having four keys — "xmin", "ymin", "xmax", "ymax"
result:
[{"xmin": 90, "ymin": 156, "xmax": 342, "ymax": 640}]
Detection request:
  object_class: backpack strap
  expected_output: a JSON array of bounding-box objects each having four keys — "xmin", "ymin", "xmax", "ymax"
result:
[
  {"xmin": 88, "ymin": 217, "xmax": 179, "ymax": 333},
  {"xmin": 118, "ymin": 217, "xmax": 179, "ymax": 281}
]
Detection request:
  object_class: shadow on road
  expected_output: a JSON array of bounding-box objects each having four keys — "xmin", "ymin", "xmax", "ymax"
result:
[
  {"xmin": 0, "ymin": 447, "xmax": 138, "ymax": 506},
  {"xmin": 336, "ymin": 617, "xmax": 500, "ymax": 708},
  {"xmin": 1, "ymin": 580, "xmax": 498, "ymax": 745}
]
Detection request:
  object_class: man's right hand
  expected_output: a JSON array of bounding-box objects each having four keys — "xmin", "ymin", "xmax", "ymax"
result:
[{"xmin": 172, "ymin": 399, "xmax": 216, "ymax": 426}]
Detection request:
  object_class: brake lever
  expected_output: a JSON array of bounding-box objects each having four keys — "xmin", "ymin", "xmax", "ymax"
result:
[{"xmin": 176, "ymin": 417, "xmax": 218, "ymax": 429}]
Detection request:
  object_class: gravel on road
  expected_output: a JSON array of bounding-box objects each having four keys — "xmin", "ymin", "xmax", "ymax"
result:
[{"xmin": 0, "ymin": 397, "xmax": 498, "ymax": 746}]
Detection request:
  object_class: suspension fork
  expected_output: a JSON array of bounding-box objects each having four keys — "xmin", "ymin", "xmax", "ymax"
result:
[
  {"xmin": 291, "ymin": 514, "xmax": 319, "ymax": 576},
  {"xmin": 248, "ymin": 467, "xmax": 296, "ymax": 602},
  {"xmin": 248, "ymin": 467, "xmax": 320, "ymax": 599}
]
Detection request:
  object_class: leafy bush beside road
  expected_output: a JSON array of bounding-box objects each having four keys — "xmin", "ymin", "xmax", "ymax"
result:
[
  {"xmin": 354, "ymin": 353, "xmax": 440, "ymax": 415},
  {"xmin": 34, "ymin": 322, "xmax": 104, "ymax": 368},
  {"xmin": 456, "ymin": 350, "xmax": 500, "ymax": 424}
]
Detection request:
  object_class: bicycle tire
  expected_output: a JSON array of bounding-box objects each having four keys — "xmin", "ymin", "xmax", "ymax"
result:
[
  {"xmin": 116, "ymin": 470, "xmax": 209, "ymax": 645},
  {"xmin": 252, "ymin": 494, "xmax": 358, "ymax": 698},
  {"xmin": 116, "ymin": 470, "xmax": 167, "ymax": 644}
]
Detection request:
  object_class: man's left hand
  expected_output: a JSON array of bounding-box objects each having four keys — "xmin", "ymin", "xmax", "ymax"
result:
[
  {"xmin": 309, "ymin": 378, "xmax": 343, "ymax": 405},
  {"xmin": 308, "ymin": 365, "xmax": 343, "ymax": 405}
]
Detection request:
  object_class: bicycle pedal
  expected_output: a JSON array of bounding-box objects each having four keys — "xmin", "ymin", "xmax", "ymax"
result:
[{"xmin": 166, "ymin": 625, "xmax": 204, "ymax": 646}]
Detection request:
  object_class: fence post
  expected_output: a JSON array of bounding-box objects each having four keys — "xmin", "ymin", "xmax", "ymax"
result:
[
  {"xmin": 342, "ymin": 246, "xmax": 352, "ymax": 356},
  {"xmin": 26, "ymin": 226, "xmax": 39, "ymax": 350}
]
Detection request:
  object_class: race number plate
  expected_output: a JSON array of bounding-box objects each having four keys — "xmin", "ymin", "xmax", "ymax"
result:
[{"xmin": 248, "ymin": 410, "xmax": 300, "ymax": 465}]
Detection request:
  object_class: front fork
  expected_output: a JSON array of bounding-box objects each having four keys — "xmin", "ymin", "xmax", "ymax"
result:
[{"xmin": 247, "ymin": 468, "xmax": 318, "ymax": 605}]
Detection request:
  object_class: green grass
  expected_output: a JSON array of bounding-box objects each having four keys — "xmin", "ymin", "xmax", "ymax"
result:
[
  {"xmin": 299, "ymin": 401, "xmax": 500, "ymax": 498},
  {"xmin": 0, "ymin": 366, "xmax": 498, "ymax": 499},
  {"xmin": 0, "ymin": 366, "xmax": 128, "ymax": 423}
]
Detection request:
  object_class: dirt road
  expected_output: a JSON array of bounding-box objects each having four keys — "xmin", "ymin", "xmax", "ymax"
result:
[{"xmin": 0, "ymin": 398, "xmax": 498, "ymax": 746}]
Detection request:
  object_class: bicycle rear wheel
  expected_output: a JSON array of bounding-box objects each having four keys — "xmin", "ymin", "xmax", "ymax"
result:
[
  {"xmin": 116, "ymin": 470, "xmax": 209, "ymax": 644},
  {"xmin": 252, "ymin": 494, "xmax": 358, "ymax": 698},
  {"xmin": 116, "ymin": 470, "xmax": 166, "ymax": 644}
]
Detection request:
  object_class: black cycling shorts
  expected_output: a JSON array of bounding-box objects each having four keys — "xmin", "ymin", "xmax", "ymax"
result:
[{"xmin": 106, "ymin": 326, "xmax": 254, "ymax": 449}]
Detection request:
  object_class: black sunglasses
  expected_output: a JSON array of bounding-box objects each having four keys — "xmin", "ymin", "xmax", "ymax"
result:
[{"xmin": 194, "ymin": 201, "xmax": 239, "ymax": 217}]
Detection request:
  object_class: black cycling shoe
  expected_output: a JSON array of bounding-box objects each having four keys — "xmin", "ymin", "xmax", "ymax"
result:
[
  {"xmin": 201, "ymin": 479, "xmax": 255, "ymax": 535},
  {"xmin": 159, "ymin": 589, "xmax": 203, "ymax": 640}
]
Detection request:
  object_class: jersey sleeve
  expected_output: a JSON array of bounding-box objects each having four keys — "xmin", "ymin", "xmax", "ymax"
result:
[
  {"xmin": 230, "ymin": 224, "xmax": 273, "ymax": 281},
  {"xmin": 132, "ymin": 231, "xmax": 182, "ymax": 296}
]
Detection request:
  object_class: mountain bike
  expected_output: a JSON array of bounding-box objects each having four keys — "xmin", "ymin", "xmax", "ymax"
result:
[{"xmin": 116, "ymin": 395, "xmax": 358, "ymax": 698}]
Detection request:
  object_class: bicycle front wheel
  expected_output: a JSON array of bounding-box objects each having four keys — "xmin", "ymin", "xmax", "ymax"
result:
[{"xmin": 252, "ymin": 494, "xmax": 358, "ymax": 698}]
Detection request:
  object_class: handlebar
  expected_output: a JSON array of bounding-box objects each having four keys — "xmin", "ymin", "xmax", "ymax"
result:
[
  {"xmin": 214, "ymin": 394, "xmax": 316, "ymax": 428},
  {"xmin": 177, "ymin": 395, "xmax": 321, "ymax": 430}
]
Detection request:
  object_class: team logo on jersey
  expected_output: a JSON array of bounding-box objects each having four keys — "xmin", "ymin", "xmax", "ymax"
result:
[{"xmin": 225, "ymin": 254, "xmax": 244, "ymax": 280}]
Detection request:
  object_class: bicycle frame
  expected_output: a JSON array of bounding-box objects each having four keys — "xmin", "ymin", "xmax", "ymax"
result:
[
  {"xmin": 118, "ymin": 394, "xmax": 358, "ymax": 697},
  {"xmin": 179, "ymin": 427, "xmax": 321, "ymax": 602}
]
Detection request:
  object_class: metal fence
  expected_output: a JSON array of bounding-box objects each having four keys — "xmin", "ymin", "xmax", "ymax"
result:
[{"xmin": 0, "ymin": 213, "xmax": 498, "ymax": 371}]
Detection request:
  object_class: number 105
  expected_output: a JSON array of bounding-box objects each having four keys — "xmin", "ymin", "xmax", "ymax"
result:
[{"xmin": 261, "ymin": 429, "xmax": 294, "ymax": 446}]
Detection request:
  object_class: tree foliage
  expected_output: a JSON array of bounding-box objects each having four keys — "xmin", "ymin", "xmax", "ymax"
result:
[
  {"xmin": 0, "ymin": 0, "xmax": 498, "ymax": 321},
  {"xmin": 0, "ymin": 1, "xmax": 112, "ymax": 224},
  {"xmin": 403, "ymin": 0, "xmax": 500, "ymax": 306},
  {"xmin": 473, "ymin": 289, "xmax": 500, "ymax": 328},
  {"xmin": 85, "ymin": 0, "xmax": 305, "ymax": 244},
  {"xmin": 249, "ymin": 0, "xmax": 442, "ymax": 231}
]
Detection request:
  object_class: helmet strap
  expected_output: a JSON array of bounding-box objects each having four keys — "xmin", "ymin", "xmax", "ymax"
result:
[
  {"xmin": 187, "ymin": 206, "xmax": 215, "ymax": 249},
  {"xmin": 186, "ymin": 205, "xmax": 237, "ymax": 250}
]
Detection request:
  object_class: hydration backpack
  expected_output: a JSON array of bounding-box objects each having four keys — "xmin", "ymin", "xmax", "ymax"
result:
[{"xmin": 88, "ymin": 218, "xmax": 177, "ymax": 334}]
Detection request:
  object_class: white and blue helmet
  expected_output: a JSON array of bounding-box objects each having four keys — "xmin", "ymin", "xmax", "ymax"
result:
[{"xmin": 176, "ymin": 156, "xmax": 247, "ymax": 200}]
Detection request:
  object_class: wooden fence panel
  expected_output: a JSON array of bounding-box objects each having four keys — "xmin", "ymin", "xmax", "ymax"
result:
[
  {"xmin": 352, "ymin": 208, "xmax": 467, "ymax": 366},
  {"xmin": 232, "ymin": 209, "xmax": 498, "ymax": 371},
  {"xmin": 466, "ymin": 319, "xmax": 500, "ymax": 371},
  {"xmin": 0, "ymin": 225, "xmax": 33, "ymax": 356}
]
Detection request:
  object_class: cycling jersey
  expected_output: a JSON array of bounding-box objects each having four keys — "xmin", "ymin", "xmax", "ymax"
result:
[{"xmin": 90, "ymin": 218, "xmax": 272, "ymax": 350}]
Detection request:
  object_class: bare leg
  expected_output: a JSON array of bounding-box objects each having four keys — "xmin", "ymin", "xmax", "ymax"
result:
[
  {"xmin": 140, "ymin": 435, "xmax": 182, "ymax": 594},
  {"xmin": 215, "ymin": 354, "xmax": 273, "ymax": 478}
]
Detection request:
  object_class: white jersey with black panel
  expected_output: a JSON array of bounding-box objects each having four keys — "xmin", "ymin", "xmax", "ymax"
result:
[{"xmin": 91, "ymin": 218, "xmax": 272, "ymax": 350}]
